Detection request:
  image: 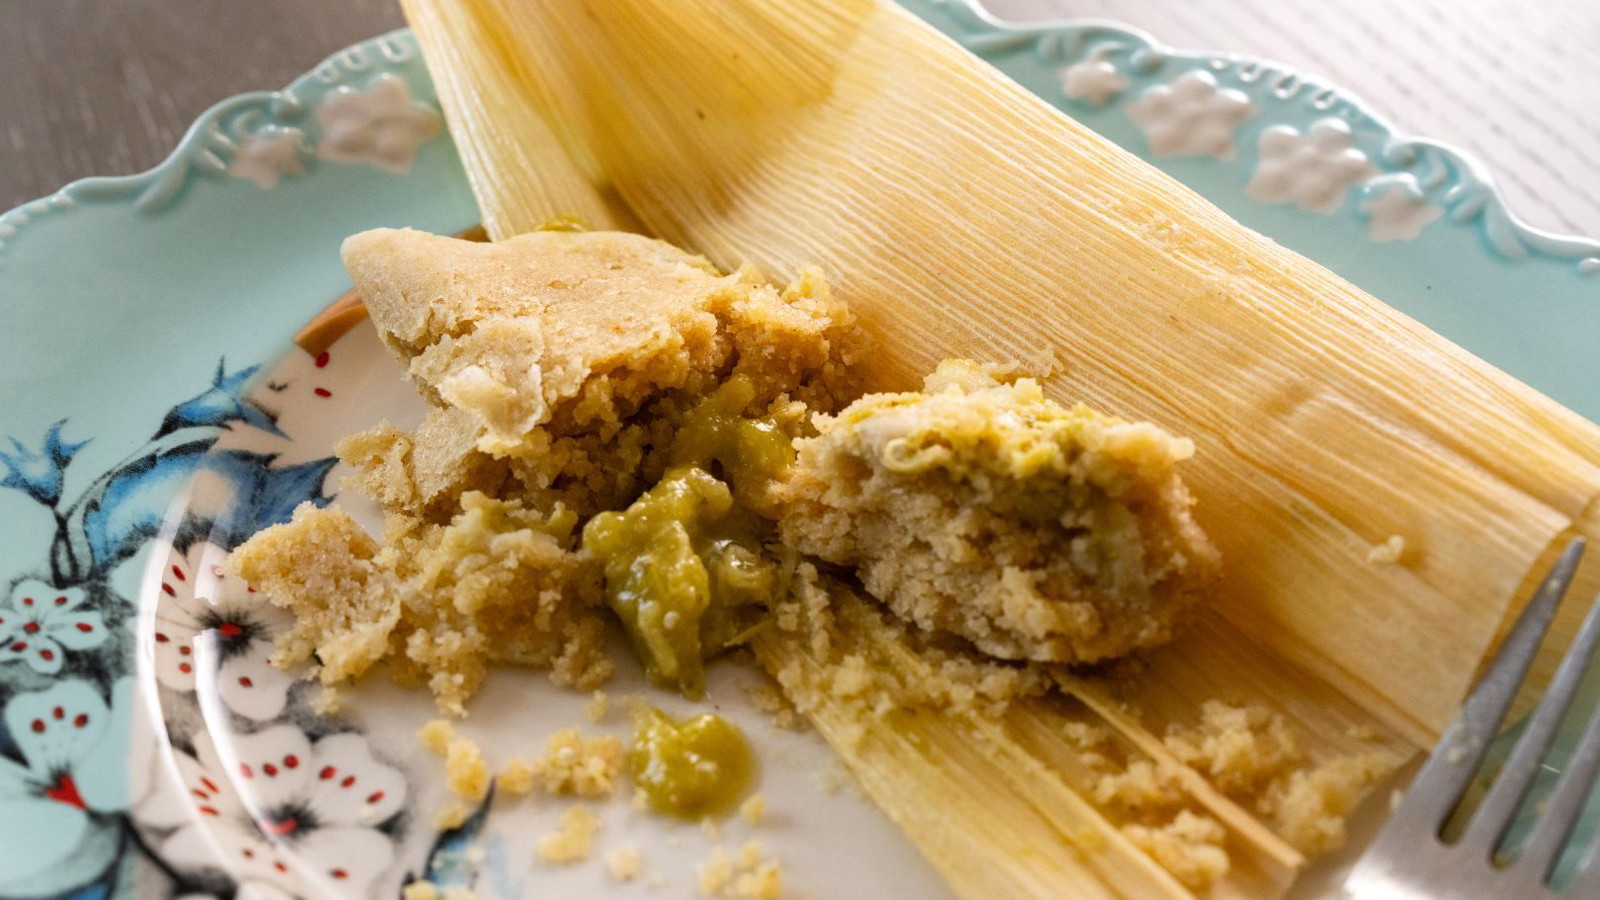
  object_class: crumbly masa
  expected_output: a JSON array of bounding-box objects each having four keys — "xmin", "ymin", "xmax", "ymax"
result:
[
  {"xmin": 1161, "ymin": 700, "xmax": 1390, "ymax": 855},
  {"xmin": 445, "ymin": 737, "xmax": 490, "ymax": 801},
  {"xmin": 1162, "ymin": 700, "xmax": 1302, "ymax": 796},
  {"xmin": 498, "ymin": 756, "xmax": 539, "ymax": 797},
  {"xmin": 606, "ymin": 844, "xmax": 643, "ymax": 882},
  {"xmin": 699, "ymin": 841, "xmax": 783, "ymax": 900},
  {"xmin": 759, "ymin": 565, "xmax": 1386, "ymax": 885},
  {"xmin": 586, "ymin": 690, "xmax": 610, "ymax": 723},
  {"xmin": 418, "ymin": 719, "xmax": 454, "ymax": 756},
  {"xmin": 524, "ymin": 727, "xmax": 623, "ymax": 798},
  {"xmin": 232, "ymin": 227, "xmax": 1295, "ymax": 893},
  {"xmin": 1060, "ymin": 696, "xmax": 1391, "ymax": 883},
  {"xmin": 774, "ymin": 359, "xmax": 1220, "ymax": 664},
  {"xmin": 1120, "ymin": 811, "xmax": 1230, "ymax": 891},
  {"xmin": 537, "ymin": 804, "xmax": 602, "ymax": 864},
  {"xmin": 1260, "ymin": 751, "xmax": 1391, "ymax": 855},
  {"xmin": 434, "ymin": 801, "xmax": 471, "ymax": 830},
  {"xmin": 233, "ymin": 227, "xmax": 863, "ymax": 713},
  {"xmin": 229, "ymin": 491, "xmax": 610, "ymax": 716},
  {"xmin": 762, "ymin": 564, "xmax": 1052, "ymax": 750},
  {"xmin": 340, "ymin": 227, "xmax": 863, "ymax": 522},
  {"xmin": 1366, "ymin": 534, "xmax": 1406, "ymax": 565},
  {"xmin": 739, "ymin": 793, "xmax": 767, "ymax": 826}
]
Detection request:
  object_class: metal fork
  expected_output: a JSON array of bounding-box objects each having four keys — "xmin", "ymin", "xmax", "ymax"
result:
[{"xmin": 1343, "ymin": 539, "xmax": 1600, "ymax": 898}]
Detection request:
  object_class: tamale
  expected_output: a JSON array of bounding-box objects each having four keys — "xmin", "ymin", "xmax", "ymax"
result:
[
  {"xmin": 431, "ymin": 0, "xmax": 1600, "ymax": 745},
  {"xmin": 388, "ymin": 0, "xmax": 1600, "ymax": 895}
]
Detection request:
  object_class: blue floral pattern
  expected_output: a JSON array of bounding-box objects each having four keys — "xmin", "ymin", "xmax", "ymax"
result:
[{"xmin": 0, "ymin": 360, "xmax": 367, "ymax": 898}]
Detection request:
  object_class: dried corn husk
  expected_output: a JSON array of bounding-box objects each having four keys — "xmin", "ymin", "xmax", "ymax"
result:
[
  {"xmin": 397, "ymin": 0, "xmax": 1600, "ymax": 894},
  {"xmin": 428, "ymin": 0, "xmax": 1600, "ymax": 743}
]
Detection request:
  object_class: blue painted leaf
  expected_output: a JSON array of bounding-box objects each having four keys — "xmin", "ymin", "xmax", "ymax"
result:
[
  {"xmin": 418, "ymin": 787, "xmax": 495, "ymax": 889},
  {"xmin": 201, "ymin": 451, "xmax": 337, "ymax": 549},
  {"xmin": 154, "ymin": 360, "xmax": 284, "ymax": 440},
  {"xmin": 0, "ymin": 420, "xmax": 90, "ymax": 507},
  {"xmin": 73, "ymin": 439, "xmax": 215, "ymax": 577}
]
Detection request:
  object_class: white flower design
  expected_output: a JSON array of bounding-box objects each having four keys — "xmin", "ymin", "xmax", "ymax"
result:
[
  {"xmin": 152, "ymin": 541, "xmax": 294, "ymax": 721},
  {"xmin": 0, "ymin": 679, "xmax": 132, "ymax": 894},
  {"xmin": 1246, "ymin": 118, "xmax": 1376, "ymax": 214},
  {"xmin": 1358, "ymin": 173, "xmax": 1444, "ymax": 242},
  {"xmin": 228, "ymin": 127, "xmax": 307, "ymax": 190},
  {"xmin": 1060, "ymin": 51, "xmax": 1129, "ymax": 108},
  {"xmin": 1126, "ymin": 70, "xmax": 1254, "ymax": 159},
  {"xmin": 0, "ymin": 579, "xmax": 108, "ymax": 673},
  {"xmin": 149, "ymin": 725, "xmax": 406, "ymax": 897},
  {"xmin": 315, "ymin": 74, "xmax": 443, "ymax": 174}
]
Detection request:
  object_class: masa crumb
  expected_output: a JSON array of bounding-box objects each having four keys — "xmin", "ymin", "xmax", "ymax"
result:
[
  {"xmin": 419, "ymin": 719, "xmax": 455, "ymax": 756},
  {"xmin": 697, "ymin": 848, "xmax": 732, "ymax": 896},
  {"xmin": 1262, "ymin": 753, "xmax": 1392, "ymax": 855},
  {"xmin": 538, "ymin": 804, "xmax": 601, "ymax": 864},
  {"xmin": 606, "ymin": 844, "xmax": 644, "ymax": 882},
  {"xmin": 1163, "ymin": 701, "xmax": 1302, "ymax": 796},
  {"xmin": 1120, "ymin": 811, "xmax": 1229, "ymax": 891},
  {"xmin": 745, "ymin": 682, "xmax": 803, "ymax": 731},
  {"xmin": 402, "ymin": 882, "xmax": 439, "ymax": 900},
  {"xmin": 534, "ymin": 728, "xmax": 622, "ymax": 797},
  {"xmin": 587, "ymin": 690, "xmax": 611, "ymax": 723},
  {"xmin": 740, "ymin": 793, "xmax": 767, "ymax": 826},
  {"xmin": 434, "ymin": 801, "xmax": 471, "ymax": 830},
  {"xmin": 312, "ymin": 686, "xmax": 342, "ymax": 715},
  {"xmin": 499, "ymin": 756, "xmax": 539, "ymax": 796},
  {"xmin": 446, "ymin": 737, "xmax": 490, "ymax": 801},
  {"xmin": 699, "ymin": 842, "xmax": 783, "ymax": 899},
  {"xmin": 1366, "ymin": 535, "xmax": 1406, "ymax": 565},
  {"xmin": 1160, "ymin": 700, "xmax": 1392, "ymax": 855}
]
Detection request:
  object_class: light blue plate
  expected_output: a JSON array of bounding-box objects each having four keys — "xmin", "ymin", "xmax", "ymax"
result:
[{"xmin": 0, "ymin": 1, "xmax": 1594, "ymax": 896}]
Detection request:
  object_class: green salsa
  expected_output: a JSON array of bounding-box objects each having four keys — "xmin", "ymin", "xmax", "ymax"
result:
[
  {"xmin": 580, "ymin": 378, "xmax": 795, "ymax": 697},
  {"xmin": 628, "ymin": 706, "xmax": 753, "ymax": 818}
]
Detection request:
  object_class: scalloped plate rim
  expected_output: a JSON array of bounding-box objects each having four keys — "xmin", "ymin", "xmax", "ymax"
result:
[{"xmin": 943, "ymin": 0, "xmax": 1600, "ymax": 266}]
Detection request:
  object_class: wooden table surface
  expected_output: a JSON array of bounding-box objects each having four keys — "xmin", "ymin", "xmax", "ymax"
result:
[{"xmin": 2, "ymin": 0, "xmax": 1596, "ymax": 238}]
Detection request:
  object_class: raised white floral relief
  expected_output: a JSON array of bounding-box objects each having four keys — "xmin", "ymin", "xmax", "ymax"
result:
[
  {"xmin": 1126, "ymin": 70, "xmax": 1254, "ymax": 159},
  {"xmin": 1247, "ymin": 118, "xmax": 1375, "ymax": 214},
  {"xmin": 314, "ymin": 74, "xmax": 442, "ymax": 174},
  {"xmin": 150, "ymin": 541, "xmax": 294, "ymax": 721},
  {"xmin": 138, "ymin": 725, "xmax": 406, "ymax": 898},
  {"xmin": 1358, "ymin": 173, "xmax": 1444, "ymax": 242},
  {"xmin": 1060, "ymin": 50, "xmax": 1129, "ymax": 108},
  {"xmin": 227, "ymin": 127, "xmax": 307, "ymax": 190}
]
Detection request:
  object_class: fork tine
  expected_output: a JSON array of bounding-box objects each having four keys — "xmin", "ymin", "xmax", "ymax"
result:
[
  {"xmin": 1460, "ymin": 587, "xmax": 1600, "ymax": 858},
  {"xmin": 1396, "ymin": 539, "xmax": 1585, "ymax": 833},
  {"xmin": 1567, "ymin": 821, "xmax": 1600, "ymax": 895},
  {"xmin": 1512, "ymin": 654, "xmax": 1600, "ymax": 884}
]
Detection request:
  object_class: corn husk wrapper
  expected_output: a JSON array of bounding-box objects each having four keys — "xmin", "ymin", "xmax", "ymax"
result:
[{"xmin": 397, "ymin": 0, "xmax": 1600, "ymax": 894}]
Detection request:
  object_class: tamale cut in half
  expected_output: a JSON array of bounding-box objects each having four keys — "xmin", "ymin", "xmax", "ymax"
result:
[{"xmin": 367, "ymin": 0, "xmax": 1600, "ymax": 896}]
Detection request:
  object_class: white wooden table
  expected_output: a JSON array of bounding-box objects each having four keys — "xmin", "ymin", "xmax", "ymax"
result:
[{"xmin": 2, "ymin": 0, "xmax": 1595, "ymax": 240}]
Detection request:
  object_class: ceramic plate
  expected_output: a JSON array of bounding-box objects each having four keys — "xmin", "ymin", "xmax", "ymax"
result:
[{"xmin": 2, "ymin": 1, "xmax": 1596, "ymax": 897}]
